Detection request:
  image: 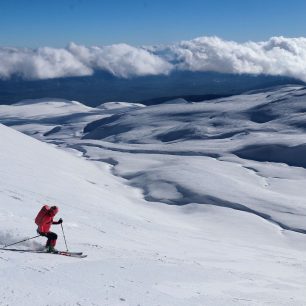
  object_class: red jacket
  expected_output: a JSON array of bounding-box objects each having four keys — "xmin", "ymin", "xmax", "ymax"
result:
[{"xmin": 37, "ymin": 206, "xmax": 59, "ymax": 233}]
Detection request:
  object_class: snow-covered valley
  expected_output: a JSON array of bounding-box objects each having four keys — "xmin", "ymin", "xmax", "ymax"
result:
[{"xmin": 1, "ymin": 85, "xmax": 306, "ymax": 305}]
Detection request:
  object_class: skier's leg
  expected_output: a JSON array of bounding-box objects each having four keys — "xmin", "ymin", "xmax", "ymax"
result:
[
  {"xmin": 46, "ymin": 232, "xmax": 58, "ymax": 247},
  {"xmin": 37, "ymin": 231, "xmax": 48, "ymax": 246}
]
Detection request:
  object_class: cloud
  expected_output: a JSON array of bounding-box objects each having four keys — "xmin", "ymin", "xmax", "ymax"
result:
[
  {"xmin": 159, "ymin": 36, "xmax": 306, "ymax": 81},
  {"xmin": 0, "ymin": 36, "xmax": 306, "ymax": 81},
  {"xmin": 67, "ymin": 42, "xmax": 173, "ymax": 78},
  {"xmin": 0, "ymin": 47, "xmax": 92, "ymax": 80},
  {"xmin": 0, "ymin": 43, "xmax": 172, "ymax": 80}
]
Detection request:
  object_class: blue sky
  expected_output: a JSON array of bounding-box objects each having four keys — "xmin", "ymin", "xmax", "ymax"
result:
[{"xmin": 0, "ymin": 0, "xmax": 306, "ymax": 47}]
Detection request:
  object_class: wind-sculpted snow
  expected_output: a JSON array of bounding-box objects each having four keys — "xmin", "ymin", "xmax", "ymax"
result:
[
  {"xmin": 43, "ymin": 125, "xmax": 61, "ymax": 136},
  {"xmin": 1, "ymin": 86, "xmax": 306, "ymax": 305},
  {"xmin": 234, "ymin": 144, "xmax": 306, "ymax": 168},
  {"xmin": 2, "ymin": 36, "xmax": 306, "ymax": 81},
  {"xmin": 82, "ymin": 85, "xmax": 306, "ymax": 146}
]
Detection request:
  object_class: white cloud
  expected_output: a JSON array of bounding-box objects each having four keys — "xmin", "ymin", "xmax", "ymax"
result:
[
  {"xmin": 0, "ymin": 47, "xmax": 92, "ymax": 80},
  {"xmin": 67, "ymin": 42, "xmax": 173, "ymax": 78},
  {"xmin": 0, "ymin": 36, "xmax": 306, "ymax": 81},
  {"xmin": 160, "ymin": 36, "xmax": 306, "ymax": 81}
]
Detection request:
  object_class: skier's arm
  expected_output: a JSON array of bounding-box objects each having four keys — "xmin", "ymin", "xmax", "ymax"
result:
[{"xmin": 52, "ymin": 218, "xmax": 63, "ymax": 225}]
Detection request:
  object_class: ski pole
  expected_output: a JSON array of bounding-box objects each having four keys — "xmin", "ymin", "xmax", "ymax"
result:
[
  {"xmin": 2, "ymin": 235, "xmax": 40, "ymax": 249},
  {"xmin": 61, "ymin": 223, "xmax": 69, "ymax": 251}
]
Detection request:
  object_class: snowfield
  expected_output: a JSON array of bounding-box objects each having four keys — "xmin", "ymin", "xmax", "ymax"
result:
[{"xmin": 1, "ymin": 85, "xmax": 306, "ymax": 305}]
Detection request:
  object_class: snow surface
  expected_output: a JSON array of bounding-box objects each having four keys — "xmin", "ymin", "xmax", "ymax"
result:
[{"xmin": 1, "ymin": 86, "xmax": 306, "ymax": 305}]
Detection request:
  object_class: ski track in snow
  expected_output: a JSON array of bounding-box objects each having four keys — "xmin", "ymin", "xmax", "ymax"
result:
[{"xmin": 1, "ymin": 88, "xmax": 306, "ymax": 305}]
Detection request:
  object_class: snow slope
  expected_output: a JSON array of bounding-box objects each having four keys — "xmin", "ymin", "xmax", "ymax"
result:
[
  {"xmin": 77, "ymin": 85, "xmax": 306, "ymax": 233},
  {"xmin": 1, "ymin": 86, "xmax": 306, "ymax": 305}
]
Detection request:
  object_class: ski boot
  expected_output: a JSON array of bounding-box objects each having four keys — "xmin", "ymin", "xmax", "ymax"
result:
[{"xmin": 46, "ymin": 246, "xmax": 58, "ymax": 253}]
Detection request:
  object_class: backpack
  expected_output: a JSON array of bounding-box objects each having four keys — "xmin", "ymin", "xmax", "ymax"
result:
[{"xmin": 35, "ymin": 205, "xmax": 50, "ymax": 226}]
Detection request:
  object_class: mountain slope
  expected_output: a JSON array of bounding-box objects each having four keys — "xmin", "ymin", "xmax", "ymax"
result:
[
  {"xmin": 78, "ymin": 85, "xmax": 306, "ymax": 233},
  {"xmin": 1, "ymin": 86, "xmax": 306, "ymax": 305}
]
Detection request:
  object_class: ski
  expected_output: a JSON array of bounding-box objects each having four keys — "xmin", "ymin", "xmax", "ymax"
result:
[
  {"xmin": 0, "ymin": 248, "xmax": 86, "ymax": 258},
  {"xmin": 50, "ymin": 251, "xmax": 87, "ymax": 258},
  {"xmin": 50, "ymin": 251, "xmax": 83, "ymax": 255}
]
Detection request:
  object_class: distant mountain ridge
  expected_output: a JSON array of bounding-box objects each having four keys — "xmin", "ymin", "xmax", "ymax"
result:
[{"xmin": 0, "ymin": 71, "xmax": 304, "ymax": 106}]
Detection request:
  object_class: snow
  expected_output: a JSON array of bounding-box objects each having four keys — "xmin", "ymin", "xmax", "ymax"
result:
[{"xmin": 1, "ymin": 85, "xmax": 306, "ymax": 305}]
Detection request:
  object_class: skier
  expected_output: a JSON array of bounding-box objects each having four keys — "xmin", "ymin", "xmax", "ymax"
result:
[{"xmin": 35, "ymin": 205, "xmax": 63, "ymax": 252}]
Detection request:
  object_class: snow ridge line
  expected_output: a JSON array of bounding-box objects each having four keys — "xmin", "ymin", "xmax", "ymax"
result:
[
  {"xmin": 70, "ymin": 142, "xmax": 220, "ymax": 158},
  {"xmin": 171, "ymin": 185, "xmax": 306, "ymax": 235}
]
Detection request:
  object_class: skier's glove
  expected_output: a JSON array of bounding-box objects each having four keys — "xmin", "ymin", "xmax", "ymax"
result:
[{"xmin": 58, "ymin": 218, "xmax": 63, "ymax": 224}]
